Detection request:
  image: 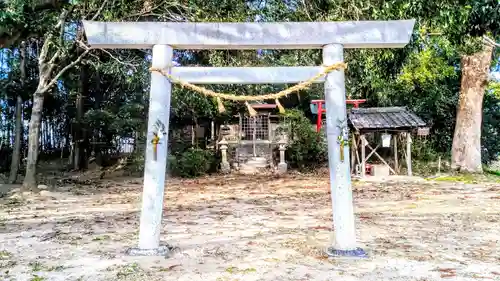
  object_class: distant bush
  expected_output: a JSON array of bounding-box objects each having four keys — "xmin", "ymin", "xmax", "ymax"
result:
[
  {"xmin": 276, "ymin": 109, "xmax": 327, "ymax": 171},
  {"xmin": 169, "ymin": 148, "xmax": 217, "ymax": 178}
]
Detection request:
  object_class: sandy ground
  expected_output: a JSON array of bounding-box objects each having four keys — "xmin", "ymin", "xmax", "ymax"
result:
[{"xmin": 0, "ymin": 174, "xmax": 499, "ymax": 281}]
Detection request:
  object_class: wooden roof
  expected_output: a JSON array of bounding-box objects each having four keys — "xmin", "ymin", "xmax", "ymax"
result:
[{"xmin": 348, "ymin": 107, "xmax": 426, "ymax": 132}]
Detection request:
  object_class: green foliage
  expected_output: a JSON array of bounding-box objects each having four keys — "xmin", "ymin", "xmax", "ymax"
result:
[
  {"xmin": 490, "ymin": 81, "xmax": 500, "ymax": 98},
  {"xmin": 277, "ymin": 109, "xmax": 327, "ymax": 170},
  {"xmin": 399, "ymin": 48, "xmax": 458, "ymax": 87},
  {"xmin": 1, "ymin": 0, "xmax": 500, "ymax": 179},
  {"xmin": 169, "ymin": 148, "xmax": 217, "ymax": 178},
  {"xmin": 482, "ymin": 88, "xmax": 500, "ymax": 163}
]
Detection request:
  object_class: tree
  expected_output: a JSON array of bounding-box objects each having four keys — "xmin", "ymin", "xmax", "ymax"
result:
[
  {"xmin": 1, "ymin": 0, "xmax": 498, "ymax": 183},
  {"xmin": 7, "ymin": 40, "xmax": 25, "ymax": 183},
  {"xmin": 451, "ymin": 42, "xmax": 494, "ymax": 172},
  {"xmin": 14, "ymin": 0, "xmax": 198, "ymax": 190},
  {"xmin": 22, "ymin": 8, "xmax": 90, "ymax": 191},
  {"xmin": 0, "ymin": 0, "xmax": 69, "ymax": 48},
  {"xmin": 447, "ymin": 0, "xmax": 499, "ymax": 172}
]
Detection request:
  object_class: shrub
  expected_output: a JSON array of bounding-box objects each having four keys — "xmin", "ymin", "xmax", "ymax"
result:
[
  {"xmin": 276, "ymin": 109, "xmax": 327, "ymax": 171},
  {"xmin": 169, "ymin": 148, "xmax": 216, "ymax": 178}
]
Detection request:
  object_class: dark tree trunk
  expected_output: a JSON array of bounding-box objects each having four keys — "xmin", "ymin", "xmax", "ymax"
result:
[{"xmin": 8, "ymin": 95, "xmax": 23, "ymax": 183}]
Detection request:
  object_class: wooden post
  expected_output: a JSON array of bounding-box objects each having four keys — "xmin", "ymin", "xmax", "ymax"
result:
[
  {"xmin": 354, "ymin": 137, "xmax": 361, "ymax": 174},
  {"xmin": 252, "ymin": 116, "xmax": 257, "ymax": 157},
  {"xmin": 361, "ymin": 135, "xmax": 366, "ymax": 178},
  {"xmin": 210, "ymin": 121, "xmax": 214, "ymax": 141},
  {"xmin": 394, "ymin": 133, "xmax": 399, "ymax": 174},
  {"xmin": 191, "ymin": 125, "xmax": 195, "ymax": 145},
  {"xmin": 351, "ymin": 135, "xmax": 356, "ymax": 173},
  {"xmin": 406, "ymin": 133, "xmax": 412, "ymax": 176},
  {"xmin": 317, "ymin": 102, "xmax": 323, "ymax": 133},
  {"xmin": 438, "ymin": 156, "xmax": 441, "ymax": 174},
  {"xmin": 268, "ymin": 113, "xmax": 273, "ymax": 168}
]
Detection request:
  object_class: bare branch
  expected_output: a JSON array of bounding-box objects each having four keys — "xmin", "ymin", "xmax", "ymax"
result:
[
  {"xmin": 54, "ymin": 9, "xmax": 70, "ymax": 30},
  {"xmin": 39, "ymin": 8, "xmax": 69, "ymax": 64},
  {"xmin": 90, "ymin": 0, "xmax": 109, "ymax": 21},
  {"xmin": 48, "ymin": 50, "xmax": 61, "ymax": 65},
  {"xmin": 45, "ymin": 49, "xmax": 62, "ymax": 76},
  {"xmin": 38, "ymin": 37, "xmax": 52, "ymax": 65},
  {"xmin": 483, "ymin": 36, "xmax": 500, "ymax": 48},
  {"xmin": 40, "ymin": 49, "xmax": 90, "ymax": 93},
  {"xmin": 77, "ymin": 40, "xmax": 139, "ymax": 70},
  {"xmin": 125, "ymin": 2, "xmax": 187, "ymax": 21}
]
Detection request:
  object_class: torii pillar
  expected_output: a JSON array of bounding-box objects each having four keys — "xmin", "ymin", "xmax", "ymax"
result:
[{"xmin": 83, "ymin": 20, "xmax": 415, "ymax": 257}]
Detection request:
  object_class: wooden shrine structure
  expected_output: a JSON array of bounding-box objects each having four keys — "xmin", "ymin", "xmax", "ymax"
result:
[{"xmin": 348, "ymin": 107, "xmax": 428, "ymax": 177}]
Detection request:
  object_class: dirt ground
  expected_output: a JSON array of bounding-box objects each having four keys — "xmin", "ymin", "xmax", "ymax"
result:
[{"xmin": 0, "ymin": 173, "xmax": 499, "ymax": 281}]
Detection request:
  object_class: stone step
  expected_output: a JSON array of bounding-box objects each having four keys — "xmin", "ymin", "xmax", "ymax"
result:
[{"xmin": 244, "ymin": 157, "xmax": 268, "ymax": 168}]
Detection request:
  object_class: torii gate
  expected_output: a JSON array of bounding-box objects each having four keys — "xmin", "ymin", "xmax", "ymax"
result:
[{"xmin": 83, "ymin": 20, "xmax": 415, "ymax": 257}]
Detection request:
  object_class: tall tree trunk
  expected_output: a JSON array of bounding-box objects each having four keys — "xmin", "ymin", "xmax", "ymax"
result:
[
  {"xmin": 6, "ymin": 108, "xmax": 12, "ymax": 146},
  {"xmin": 8, "ymin": 96, "xmax": 23, "ymax": 183},
  {"xmin": 73, "ymin": 24, "xmax": 89, "ymax": 170},
  {"xmin": 73, "ymin": 92, "xmax": 82, "ymax": 170},
  {"xmin": 22, "ymin": 90, "xmax": 45, "ymax": 191},
  {"xmin": 9, "ymin": 41, "xmax": 26, "ymax": 184},
  {"xmin": 451, "ymin": 45, "xmax": 494, "ymax": 173}
]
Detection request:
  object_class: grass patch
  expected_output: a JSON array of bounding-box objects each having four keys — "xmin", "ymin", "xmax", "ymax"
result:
[
  {"xmin": 29, "ymin": 275, "xmax": 46, "ymax": 281},
  {"xmin": 0, "ymin": 251, "xmax": 12, "ymax": 260},
  {"xmin": 29, "ymin": 261, "xmax": 45, "ymax": 272},
  {"xmin": 92, "ymin": 235, "xmax": 111, "ymax": 241},
  {"xmin": 225, "ymin": 266, "xmax": 257, "ymax": 274},
  {"xmin": 485, "ymin": 167, "xmax": 500, "ymax": 177},
  {"xmin": 112, "ymin": 262, "xmax": 147, "ymax": 279},
  {"xmin": 431, "ymin": 172, "xmax": 500, "ymax": 183},
  {"xmin": 46, "ymin": 265, "xmax": 66, "ymax": 272}
]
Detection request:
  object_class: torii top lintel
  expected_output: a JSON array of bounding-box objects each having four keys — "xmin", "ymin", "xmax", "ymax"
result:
[{"xmin": 82, "ymin": 20, "xmax": 415, "ymax": 50}]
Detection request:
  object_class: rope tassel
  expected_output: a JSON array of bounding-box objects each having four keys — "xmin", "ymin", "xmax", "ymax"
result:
[
  {"xmin": 216, "ymin": 97, "xmax": 226, "ymax": 113},
  {"xmin": 275, "ymin": 98, "xmax": 285, "ymax": 114},
  {"xmin": 245, "ymin": 102, "xmax": 257, "ymax": 117}
]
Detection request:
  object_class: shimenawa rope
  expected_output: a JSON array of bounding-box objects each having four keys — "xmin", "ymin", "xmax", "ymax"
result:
[{"xmin": 149, "ymin": 62, "xmax": 347, "ymax": 116}]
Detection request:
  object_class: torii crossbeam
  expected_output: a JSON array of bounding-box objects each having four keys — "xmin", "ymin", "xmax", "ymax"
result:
[{"xmin": 83, "ymin": 19, "xmax": 415, "ymax": 258}]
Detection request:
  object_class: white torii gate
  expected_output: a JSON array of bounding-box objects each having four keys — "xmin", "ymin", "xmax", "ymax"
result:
[{"xmin": 83, "ymin": 20, "xmax": 415, "ymax": 257}]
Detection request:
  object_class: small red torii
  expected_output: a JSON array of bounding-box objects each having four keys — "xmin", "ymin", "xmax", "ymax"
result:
[{"xmin": 310, "ymin": 99, "xmax": 366, "ymax": 133}]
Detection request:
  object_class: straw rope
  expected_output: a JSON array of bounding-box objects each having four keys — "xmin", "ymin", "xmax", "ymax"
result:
[{"xmin": 149, "ymin": 62, "xmax": 347, "ymax": 116}]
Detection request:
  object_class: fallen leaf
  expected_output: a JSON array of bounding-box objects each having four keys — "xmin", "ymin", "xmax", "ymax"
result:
[
  {"xmin": 167, "ymin": 264, "xmax": 181, "ymax": 270},
  {"xmin": 315, "ymin": 255, "xmax": 329, "ymax": 260},
  {"xmin": 471, "ymin": 274, "xmax": 493, "ymax": 279},
  {"xmin": 309, "ymin": 226, "xmax": 331, "ymax": 231},
  {"xmin": 436, "ymin": 268, "xmax": 456, "ymax": 273}
]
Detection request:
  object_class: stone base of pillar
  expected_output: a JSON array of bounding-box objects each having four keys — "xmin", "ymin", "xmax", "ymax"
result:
[
  {"xmin": 221, "ymin": 162, "xmax": 231, "ymax": 173},
  {"xmin": 126, "ymin": 244, "xmax": 179, "ymax": 257},
  {"xmin": 326, "ymin": 247, "xmax": 367, "ymax": 259},
  {"xmin": 277, "ymin": 162, "xmax": 287, "ymax": 174}
]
